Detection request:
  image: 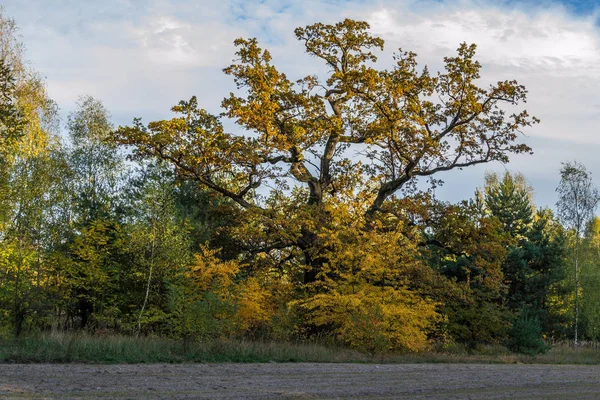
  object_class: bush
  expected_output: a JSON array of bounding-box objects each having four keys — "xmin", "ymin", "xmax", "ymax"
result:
[
  {"xmin": 507, "ymin": 310, "xmax": 551, "ymax": 356},
  {"xmin": 296, "ymin": 285, "xmax": 439, "ymax": 353}
]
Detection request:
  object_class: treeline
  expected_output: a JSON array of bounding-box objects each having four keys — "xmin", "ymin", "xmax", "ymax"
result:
[{"xmin": 1, "ymin": 12, "xmax": 599, "ymax": 355}]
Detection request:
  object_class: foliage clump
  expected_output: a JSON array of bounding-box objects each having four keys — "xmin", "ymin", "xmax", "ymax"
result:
[{"xmin": 507, "ymin": 310, "xmax": 551, "ymax": 356}]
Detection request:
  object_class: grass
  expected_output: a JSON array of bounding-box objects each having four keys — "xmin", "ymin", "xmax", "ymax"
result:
[
  {"xmin": 0, "ymin": 332, "xmax": 371, "ymax": 364},
  {"xmin": 2, "ymin": 332, "xmax": 600, "ymax": 364}
]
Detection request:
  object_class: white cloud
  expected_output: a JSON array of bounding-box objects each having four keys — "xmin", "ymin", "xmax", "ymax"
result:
[
  {"xmin": 129, "ymin": 15, "xmax": 242, "ymax": 68},
  {"xmin": 369, "ymin": 5, "xmax": 600, "ymax": 74}
]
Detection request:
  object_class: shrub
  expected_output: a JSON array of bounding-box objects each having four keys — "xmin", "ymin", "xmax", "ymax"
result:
[{"xmin": 507, "ymin": 310, "xmax": 551, "ymax": 356}]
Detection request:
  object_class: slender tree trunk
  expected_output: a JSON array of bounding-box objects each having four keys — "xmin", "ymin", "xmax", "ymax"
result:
[
  {"xmin": 14, "ymin": 307, "xmax": 24, "ymax": 337},
  {"xmin": 574, "ymin": 237, "xmax": 580, "ymax": 346},
  {"xmin": 137, "ymin": 220, "xmax": 156, "ymax": 335},
  {"xmin": 13, "ymin": 246, "xmax": 22, "ymax": 337}
]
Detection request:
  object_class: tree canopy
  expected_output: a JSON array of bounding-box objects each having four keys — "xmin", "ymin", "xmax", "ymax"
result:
[
  {"xmin": 118, "ymin": 20, "xmax": 537, "ymax": 213},
  {"xmin": 115, "ymin": 19, "xmax": 538, "ymax": 285}
]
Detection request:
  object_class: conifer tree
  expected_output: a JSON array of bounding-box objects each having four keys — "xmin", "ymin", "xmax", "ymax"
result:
[
  {"xmin": 485, "ymin": 172, "xmax": 533, "ymax": 238},
  {"xmin": 484, "ymin": 173, "xmax": 566, "ymax": 345}
]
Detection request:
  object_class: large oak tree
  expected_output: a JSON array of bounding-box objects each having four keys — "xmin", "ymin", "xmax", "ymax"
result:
[{"xmin": 115, "ymin": 19, "xmax": 538, "ymax": 285}]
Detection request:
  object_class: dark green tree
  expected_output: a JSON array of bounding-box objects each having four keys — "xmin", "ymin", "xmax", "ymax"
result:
[
  {"xmin": 424, "ymin": 200, "xmax": 511, "ymax": 346},
  {"xmin": 484, "ymin": 172, "xmax": 534, "ymax": 313},
  {"xmin": 516, "ymin": 209, "xmax": 567, "ymax": 335},
  {"xmin": 485, "ymin": 172, "xmax": 533, "ymax": 238},
  {"xmin": 484, "ymin": 173, "xmax": 567, "ymax": 340}
]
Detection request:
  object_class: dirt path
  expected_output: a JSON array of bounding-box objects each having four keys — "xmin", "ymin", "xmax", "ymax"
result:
[{"xmin": 1, "ymin": 363, "xmax": 600, "ymax": 399}]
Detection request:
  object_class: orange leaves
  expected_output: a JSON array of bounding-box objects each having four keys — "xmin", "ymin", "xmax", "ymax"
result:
[
  {"xmin": 186, "ymin": 246, "xmax": 241, "ymax": 294},
  {"xmin": 222, "ymin": 38, "xmax": 326, "ymax": 154},
  {"xmin": 289, "ymin": 201, "xmax": 441, "ymax": 352},
  {"xmin": 297, "ymin": 286, "xmax": 438, "ymax": 353},
  {"xmin": 442, "ymin": 43, "xmax": 481, "ymax": 82},
  {"xmin": 184, "ymin": 246, "xmax": 290, "ymax": 336},
  {"xmin": 235, "ymin": 277, "xmax": 277, "ymax": 333},
  {"xmin": 114, "ymin": 97, "xmax": 269, "ymax": 209}
]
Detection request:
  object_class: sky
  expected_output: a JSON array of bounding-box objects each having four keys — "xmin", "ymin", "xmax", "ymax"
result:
[{"xmin": 2, "ymin": 0, "xmax": 600, "ymax": 208}]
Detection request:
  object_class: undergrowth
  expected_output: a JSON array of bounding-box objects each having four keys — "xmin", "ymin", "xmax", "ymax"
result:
[{"xmin": 2, "ymin": 332, "xmax": 600, "ymax": 364}]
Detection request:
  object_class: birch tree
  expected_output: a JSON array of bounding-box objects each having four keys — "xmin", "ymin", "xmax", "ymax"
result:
[{"xmin": 556, "ymin": 161, "xmax": 599, "ymax": 345}]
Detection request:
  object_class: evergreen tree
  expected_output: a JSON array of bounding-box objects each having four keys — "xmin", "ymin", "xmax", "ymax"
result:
[
  {"xmin": 424, "ymin": 200, "xmax": 511, "ymax": 346},
  {"xmin": 520, "ymin": 209, "xmax": 568, "ymax": 335},
  {"xmin": 484, "ymin": 172, "xmax": 534, "ymax": 312},
  {"xmin": 484, "ymin": 173, "xmax": 567, "ymax": 342},
  {"xmin": 484, "ymin": 172, "xmax": 533, "ymax": 238}
]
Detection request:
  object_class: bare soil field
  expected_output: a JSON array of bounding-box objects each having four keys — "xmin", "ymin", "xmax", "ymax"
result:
[{"xmin": 1, "ymin": 363, "xmax": 600, "ymax": 399}]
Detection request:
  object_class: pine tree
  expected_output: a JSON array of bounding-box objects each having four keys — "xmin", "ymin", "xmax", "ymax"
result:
[
  {"xmin": 485, "ymin": 172, "xmax": 533, "ymax": 238},
  {"xmin": 484, "ymin": 173, "xmax": 566, "ymax": 344}
]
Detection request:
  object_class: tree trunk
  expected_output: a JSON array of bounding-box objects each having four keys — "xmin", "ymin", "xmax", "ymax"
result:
[
  {"xmin": 298, "ymin": 227, "xmax": 324, "ymax": 284},
  {"xmin": 301, "ymin": 250, "xmax": 320, "ymax": 284},
  {"xmin": 13, "ymin": 306, "xmax": 25, "ymax": 337},
  {"xmin": 575, "ymin": 243, "xmax": 580, "ymax": 346},
  {"xmin": 137, "ymin": 224, "xmax": 156, "ymax": 336}
]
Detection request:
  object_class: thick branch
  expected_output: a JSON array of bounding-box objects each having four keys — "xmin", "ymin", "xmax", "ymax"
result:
[
  {"xmin": 366, "ymin": 149, "xmax": 492, "ymax": 217},
  {"xmin": 156, "ymin": 146, "xmax": 258, "ymax": 210},
  {"xmin": 366, "ymin": 174, "xmax": 412, "ymax": 217}
]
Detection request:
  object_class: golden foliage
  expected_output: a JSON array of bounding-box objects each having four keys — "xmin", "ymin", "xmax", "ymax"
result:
[
  {"xmin": 300, "ymin": 285, "xmax": 438, "ymax": 353},
  {"xmin": 183, "ymin": 246, "xmax": 292, "ymax": 337},
  {"xmin": 290, "ymin": 201, "xmax": 440, "ymax": 352},
  {"xmin": 186, "ymin": 246, "xmax": 241, "ymax": 295}
]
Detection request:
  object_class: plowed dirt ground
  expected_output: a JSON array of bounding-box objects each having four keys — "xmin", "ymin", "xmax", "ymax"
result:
[{"xmin": 2, "ymin": 363, "xmax": 600, "ymax": 399}]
